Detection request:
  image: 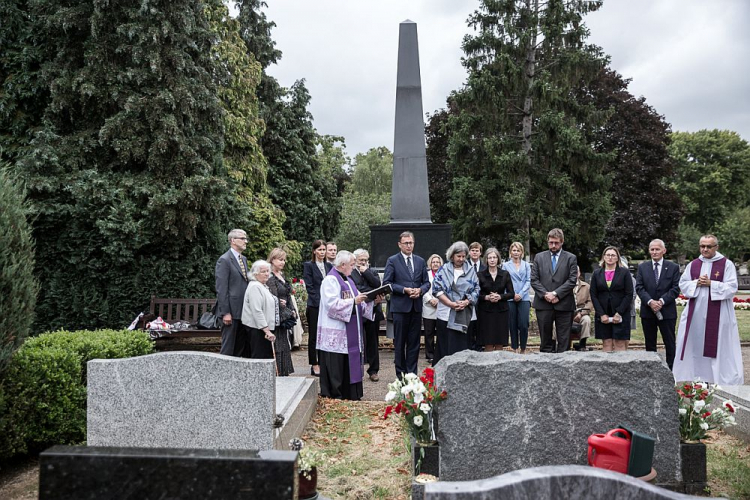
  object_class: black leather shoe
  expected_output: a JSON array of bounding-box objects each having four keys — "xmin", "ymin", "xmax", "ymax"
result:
[{"xmin": 310, "ymin": 366, "xmax": 320, "ymax": 377}]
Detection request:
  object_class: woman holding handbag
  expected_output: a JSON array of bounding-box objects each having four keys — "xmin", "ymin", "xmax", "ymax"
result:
[{"xmin": 267, "ymin": 248, "xmax": 295, "ymax": 376}]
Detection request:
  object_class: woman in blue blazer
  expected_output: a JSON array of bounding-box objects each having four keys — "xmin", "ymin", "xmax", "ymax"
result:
[
  {"xmin": 590, "ymin": 246, "xmax": 634, "ymax": 352},
  {"xmin": 303, "ymin": 240, "xmax": 333, "ymax": 376}
]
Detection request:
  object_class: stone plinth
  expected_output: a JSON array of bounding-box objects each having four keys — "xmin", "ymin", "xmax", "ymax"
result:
[
  {"xmin": 39, "ymin": 445, "xmax": 297, "ymax": 500},
  {"xmin": 87, "ymin": 352, "xmax": 275, "ymax": 450},
  {"xmin": 370, "ymin": 223, "xmax": 452, "ymax": 268},
  {"xmin": 424, "ymin": 465, "xmax": 700, "ymax": 500},
  {"xmin": 434, "ymin": 351, "xmax": 681, "ymax": 485}
]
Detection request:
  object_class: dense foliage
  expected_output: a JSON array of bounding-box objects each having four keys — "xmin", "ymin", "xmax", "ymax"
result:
[
  {"xmin": 335, "ymin": 147, "xmax": 392, "ymax": 252},
  {"xmin": 0, "ymin": 329, "xmax": 154, "ymax": 459},
  {"xmin": 6, "ymin": 0, "xmax": 234, "ymax": 331},
  {"xmin": 208, "ymin": 2, "xmax": 294, "ymax": 264},
  {"xmin": 0, "ymin": 167, "xmax": 38, "ymax": 374},
  {"xmin": 237, "ymin": 0, "xmax": 343, "ymax": 257},
  {"xmin": 580, "ymin": 68, "xmax": 684, "ymax": 255},
  {"xmin": 445, "ymin": 0, "xmax": 613, "ymax": 256},
  {"xmin": 669, "ymin": 130, "xmax": 750, "ymax": 260}
]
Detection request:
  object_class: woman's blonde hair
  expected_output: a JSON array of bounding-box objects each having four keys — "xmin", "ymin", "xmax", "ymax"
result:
[
  {"xmin": 508, "ymin": 241, "xmax": 525, "ymax": 259},
  {"xmin": 267, "ymin": 247, "xmax": 287, "ymax": 266}
]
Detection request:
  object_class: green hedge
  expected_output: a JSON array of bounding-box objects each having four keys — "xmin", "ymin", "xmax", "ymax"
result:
[{"xmin": 0, "ymin": 329, "xmax": 154, "ymax": 459}]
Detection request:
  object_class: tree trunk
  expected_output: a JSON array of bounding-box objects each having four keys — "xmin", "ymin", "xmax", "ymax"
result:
[{"xmin": 521, "ymin": 0, "xmax": 538, "ymax": 253}]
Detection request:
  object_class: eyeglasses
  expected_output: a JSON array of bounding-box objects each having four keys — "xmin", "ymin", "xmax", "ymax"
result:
[
  {"xmin": 234, "ymin": 237, "xmax": 248, "ymax": 241},
  {"xmin": 699, "ymin": 244, "xmax": 717, "ymax": 249},
  {"xmin": 400, "ymin": 241, "xmax": 414, "ymax": 246}
]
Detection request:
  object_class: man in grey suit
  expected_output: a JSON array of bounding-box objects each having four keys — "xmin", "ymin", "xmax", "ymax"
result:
[
  {"xmin": 531, "ymin": 228, "xmax": 578, "ymax": 353},
  {"xmin": 215, "ymin": 229, "xmax": 250, "ymax": 356}
]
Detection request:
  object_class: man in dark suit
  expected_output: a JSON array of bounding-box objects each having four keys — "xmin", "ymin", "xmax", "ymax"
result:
[
  {"xmin": 215, "ymin": 229, "xmax": 250, "ymax": 356},
  {"xmin": 635, "ymin": 239, "xmax": 681, "ymax": 369},
  {"xmin": 383, "ymin": 231, "xmax": 431, "ymax": 378},
  {"xmin": 531, "ymin": 228, "xmax": 578, "ymax": 353}
]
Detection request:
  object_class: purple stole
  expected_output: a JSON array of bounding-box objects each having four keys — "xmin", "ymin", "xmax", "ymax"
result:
[
  {"xmin": 680, "ymin": 257, "xmax": 726, "ymax": 360},
  {"xmin": 329, "ymin": 268, "xmax": 364, "ymax": 384}
]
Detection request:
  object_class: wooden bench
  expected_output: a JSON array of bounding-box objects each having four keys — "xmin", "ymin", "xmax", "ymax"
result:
[{"xmin": 147, "ymin": 296, "xmax": 221, "ymax": 338}]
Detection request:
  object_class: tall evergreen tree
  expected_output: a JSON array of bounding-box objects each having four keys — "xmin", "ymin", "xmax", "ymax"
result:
[
  {"xmin": 17, "ymin": 0, "xmax": 230, "ymax": 331},
  {"xmin": 579, "ymin": 68, "xmax": 684, "ymax": 254},
  {"xmin": 447, "ymin": 0, "xmax": 613, "ymax": 255},
  {"xmin": 207, "ymin": 1, "xmax": 292, "ymax": 263},
  {"xmin": 425, "ymin": 106, "xmax": 455, "ymax": 224},
  {"xmin": 236, "ymin": 0, "xmax": 342, "ymax": 247}
]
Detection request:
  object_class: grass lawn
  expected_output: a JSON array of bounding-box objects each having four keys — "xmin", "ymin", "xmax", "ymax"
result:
[
  {"xmin": 302, "ymin": 399, "xmax": 411, "ymax": 500},
  {"xmin": 706, "ymin": 430, "xmax": 750, "ymax": 499},
  {"xmin": 525, "ymin": 307, "xmax": 750, "ymax": 346},
  {"xmin": 298, "ymin": 400, "xmax": 750, "ymax": 500}
]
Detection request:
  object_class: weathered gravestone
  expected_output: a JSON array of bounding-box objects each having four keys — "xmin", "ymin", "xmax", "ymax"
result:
[
  {"xmin": 38, "ymin": 445, "xmax": 297, "ymax": 500},
  {"xmin": 435, "ymin": 351, "xmax": 682, "ymax": 486},
  {"xmin": 88, "ymin": 352, "xmax": 275, "ymax": 450},
  {"xmin": 422, "ymin": 465, "xmax": 705, "ymax": 500}
]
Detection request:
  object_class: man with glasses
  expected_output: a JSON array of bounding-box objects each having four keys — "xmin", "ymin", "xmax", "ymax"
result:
[
  {"xmin": 215, "ymin": 229, "xmax": 251, "ymax": 356},
  {"xmin": 383, "ymin": 232, "xmax": 430, "ymax": 378},
  {"xmin": 530, "ymin": 228, "xmax": 578, "ymax": 353},
  {"xmin": 673, "ymin": 235, "xmax": 744, "ymax": 385},
  {"xmin": 635, "ymin": 239, "xmax": 681, "ymax": 369}
]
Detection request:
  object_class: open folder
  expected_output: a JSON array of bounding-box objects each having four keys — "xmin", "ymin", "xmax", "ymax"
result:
[{"xmin": 365, "ymin": 283, "xmax": 392, "ymax": 301}]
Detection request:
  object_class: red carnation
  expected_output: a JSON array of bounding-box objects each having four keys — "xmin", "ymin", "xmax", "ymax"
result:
[{"xmin": 384, "ymin": 406, "xmax": 393, "ymax": 419}]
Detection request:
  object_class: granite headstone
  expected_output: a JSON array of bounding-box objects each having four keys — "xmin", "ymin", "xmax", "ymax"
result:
[
  {"xmin": 88, "ymin": 352, "xmax": 275, "ymax": 450},
  {"xmin": 423, "ymin": 465, "xmax": 704, "ymax": 500},
  {"xmin": 39, "ymin": 445, "xmax": 297, "ymax": 500},
  {"xmin": 435, "ymin": 351, "xmax": 682, "ymax": 485}
]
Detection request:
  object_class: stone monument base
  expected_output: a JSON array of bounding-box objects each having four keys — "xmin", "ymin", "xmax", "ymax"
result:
[{"xmin": 370, "ymin": 223, "xmax": 452, "ymax": 268}]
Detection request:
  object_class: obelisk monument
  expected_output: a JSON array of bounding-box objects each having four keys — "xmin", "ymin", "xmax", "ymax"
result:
[
  {"xmin": 370, "ymin": 20, "xmax": 451, "ymax": 266},
  {"xmin": 391, "ymin": 20, "xmax": 431, "ymax": 223}
]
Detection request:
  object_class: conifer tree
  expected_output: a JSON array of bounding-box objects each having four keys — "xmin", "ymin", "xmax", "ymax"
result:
[
  {"xmin": 237, "ymin": 0, "xmax": 342, "ymax": 247},
  {"xmin": 17, "ymin": 0, "xmax": 230, "ymax": 331},
  {"xmin": 448, "ymin": 0, "xmax": 613, "ymax": 255}
]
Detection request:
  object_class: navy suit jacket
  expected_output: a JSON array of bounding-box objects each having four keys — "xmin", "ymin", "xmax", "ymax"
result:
[
  {"xmin": 383, "ymin": 253, "xmax": 431, "ymax": 314},
  {"xmin": 635, "ymin": 259, "xmax": 681, "ymax": 320},
  {"xmin": 303, "ymin": 260, "xmax": 333, "ymax": 308}
]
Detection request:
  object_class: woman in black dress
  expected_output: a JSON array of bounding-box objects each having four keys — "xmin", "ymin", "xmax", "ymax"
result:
[
  {"xmin": 590, "ymin": 246, "xmax": 634, "ymax": 352},
  {"xmin": 267, "ymin": 247, "xmax": 294, "ymax": 376},
  {"xmin": 302, "ymin": 240, "xmax": 333, "ymax": 376},
  {"xmin": 477, "ymin": 247, "xmax": 515, "ymax": 351}
]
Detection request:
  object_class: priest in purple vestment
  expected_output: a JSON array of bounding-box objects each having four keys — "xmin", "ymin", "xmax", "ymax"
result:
[
  {"xmin": 317, "ymin": 250, "xmax": 376, "ymax": 400},
  {"xmin": 673, "ymin": 235, "xmax": 744, "ymax": 385}
]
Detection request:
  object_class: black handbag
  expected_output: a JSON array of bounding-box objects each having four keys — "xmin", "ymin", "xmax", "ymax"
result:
[
  {"xmin": 278, "ymin": 305, "xmax": 297, "ymax": 330},
  {"xmin": 198, "ymin": 302, "xmax": 222, "ymax": 329}
]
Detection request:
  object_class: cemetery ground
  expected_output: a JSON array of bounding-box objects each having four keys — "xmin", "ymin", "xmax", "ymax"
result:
[{"xmin": 2, "ymin": 308, "xmax": 750, "ymax": 499}]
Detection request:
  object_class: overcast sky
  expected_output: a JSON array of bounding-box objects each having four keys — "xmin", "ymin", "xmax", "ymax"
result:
[{"xmin": 251, "ymin": 0, "xmax": 749, "ymax": 159}]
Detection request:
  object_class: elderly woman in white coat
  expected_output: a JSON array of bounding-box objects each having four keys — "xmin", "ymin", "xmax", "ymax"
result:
[
  {"xmin": 241, "ymin": 260, "xmax": 278, "ymax": 359},
  {"xmin": 317, "ymin": 251, "xmax": 378, "ymax": 400}
]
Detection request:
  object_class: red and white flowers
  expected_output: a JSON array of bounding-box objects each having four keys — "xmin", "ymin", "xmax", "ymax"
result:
[
  {"xmin": 676, "ymin": 380, "xmax": 736, "ymax": 441},
  {"xmin": 384, "ymin": 367, "xmax": 448, "ymax": 445}
]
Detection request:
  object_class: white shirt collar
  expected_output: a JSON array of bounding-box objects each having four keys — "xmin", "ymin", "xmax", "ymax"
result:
[
  {"xmin": 230, "ymin": 248, "xmax": 242, "ymax": 260},
  {"xmin": 652, "ymin": 258, "xmax": 663, "ymax": 265},
  {"xmin": 401, "ymin": 252, "xmax": 412, "ymax": 261}
]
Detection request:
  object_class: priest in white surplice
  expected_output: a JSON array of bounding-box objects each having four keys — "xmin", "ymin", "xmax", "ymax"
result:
[{"xmin": 673, "ymin": 235, "xmax": 744, "ymax": 385}]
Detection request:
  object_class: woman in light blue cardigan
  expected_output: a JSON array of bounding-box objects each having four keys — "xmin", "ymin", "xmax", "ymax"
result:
[{"xmin": 502, "ymin": 242, "xmax": 531, "ymax": 353}]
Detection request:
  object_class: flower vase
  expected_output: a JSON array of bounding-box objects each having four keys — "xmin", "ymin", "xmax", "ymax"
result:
[
  {"xmin": 411, "ymin": 438, "xmax": 439, "ymax": 477},
  {"xmin": 680, "ymin": 441, "xmax": 706, "ymax": 495},
  {"xmin": 298, "ymin": 466, "xmax": 318, "ymax": 500}
]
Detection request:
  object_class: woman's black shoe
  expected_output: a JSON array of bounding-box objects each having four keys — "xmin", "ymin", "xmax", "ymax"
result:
[{"xmin": 310, "ymin": 366, "xmax": 320, "ymax": 377}]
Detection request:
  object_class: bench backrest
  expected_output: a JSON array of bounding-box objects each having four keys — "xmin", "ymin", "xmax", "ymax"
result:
[{"xmin": 149, "ymin": 296, "xmax": 216, "ymax": 325}]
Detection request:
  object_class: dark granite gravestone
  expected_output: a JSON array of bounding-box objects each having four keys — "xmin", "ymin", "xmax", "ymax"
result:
[
  {"xmin": 38, "ymin": 445, "xmax": 297, "ymax": 500},
  {"xmin": 370, "ymin": 20, "xmax": 451, "ymax": 267},
  {"xmin": 434, "ymin": 351, "xmax": 682, "ymax": 487}
]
